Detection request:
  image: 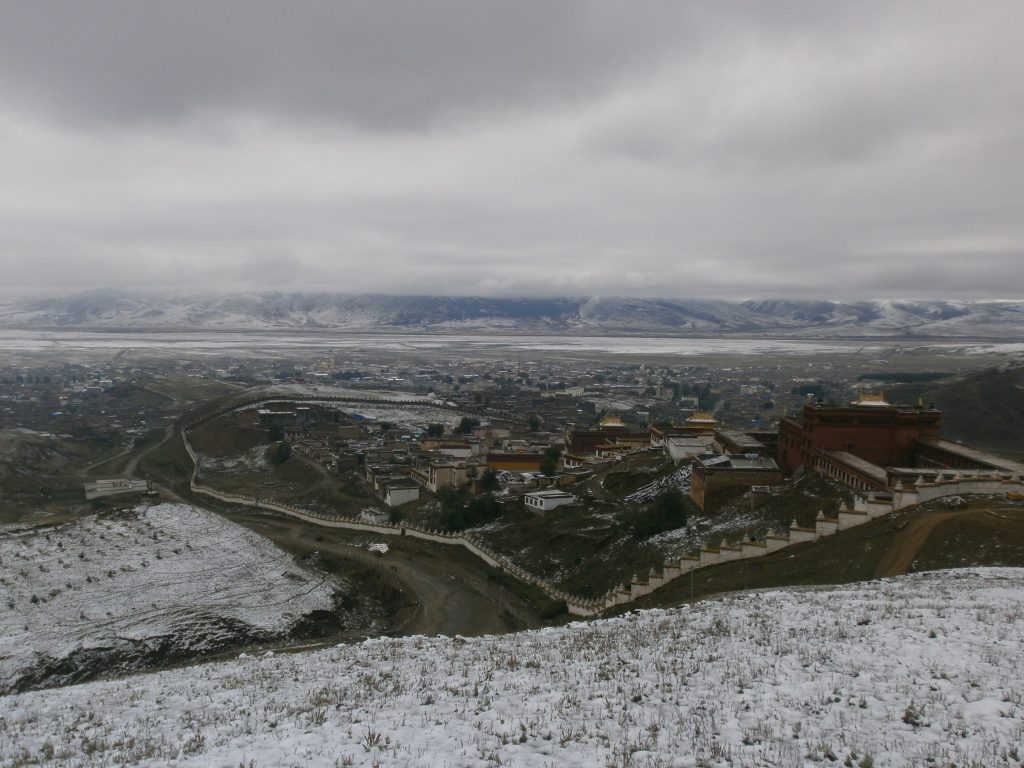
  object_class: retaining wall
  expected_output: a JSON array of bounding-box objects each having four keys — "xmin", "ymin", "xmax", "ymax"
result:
[{"xmin": 895, "ymin": 476, "xmax": 1024, "ymax": 510}]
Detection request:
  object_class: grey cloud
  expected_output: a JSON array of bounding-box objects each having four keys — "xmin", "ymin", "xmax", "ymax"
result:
[
  {"xmin": 588, "ymin": 5, "xmax": 1024, "ymax": 173},
  {"xmin": 0, "ymin": 1, "xmax": 690, "ymax": 130},
  {"xmin": 0, "ymin": 1, "xmax": 1022, "ymax": 300}
]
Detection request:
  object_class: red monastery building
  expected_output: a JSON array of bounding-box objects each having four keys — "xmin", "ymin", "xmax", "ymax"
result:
[
  {"xmin": 778, "ymin": 395, "xmax": 940, "ymax": 472},
  {"xmin": 777, "ymin": 394, "xmax": 1023, "ymax": 493}
]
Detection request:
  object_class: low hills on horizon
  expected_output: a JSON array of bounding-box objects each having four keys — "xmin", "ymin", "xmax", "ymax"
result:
[{"xmin": 1, "ymin": 291, "xmax": 1023, "ymax": 339}]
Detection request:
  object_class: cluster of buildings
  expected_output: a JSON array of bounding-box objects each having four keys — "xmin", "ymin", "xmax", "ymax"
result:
[
  {"xmin": 264, "ymin": 390, "xmax": 1017, "ymax": 521},
  {"xmin": 256, "ymin": 403, "xmax": 561, "ymax": 510},
  {"xmin": 644, "ymin": 394, "xmax": 1023, "ymax": 515},
  {"xmin": 0, "ymin": 362, "xmax": 179, "ymax": 445},
  {"xmin": 14, "ymin": 348, "xmax": 1011, "ymax": 527}
]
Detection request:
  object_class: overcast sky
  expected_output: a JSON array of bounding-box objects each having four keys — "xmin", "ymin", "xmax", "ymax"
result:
[{"xmin": 1, "ymin": 1, "xmax": 1021, "ymax": 300}]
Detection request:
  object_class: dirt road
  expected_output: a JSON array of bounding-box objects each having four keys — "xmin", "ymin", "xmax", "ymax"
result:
[
  {"xmin": 873, "ymin": 506, "xmax": 1024, "ymax": 577},
  {"xmin": 224, "ymin": 511, "xmax": 539, "ymax": 638},
  {"xmin": 123, "ymin": 424, "xmax": 176, "ymax": 477},
  {"xmin": 874, "ymin": 510, "xmax": 966, "ymax": 577},
  {"xmin": 75, "ymin": 443, "xmax": 135, "ymax": 478},
  {"xmin": 75, "ymin": 423, "xmax": 177, "ymax": 481}
]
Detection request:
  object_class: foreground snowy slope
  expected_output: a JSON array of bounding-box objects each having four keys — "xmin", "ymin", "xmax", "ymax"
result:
[{"xmin": 2, "ymin": 569, "xmax": 1022, "ymax": 767}]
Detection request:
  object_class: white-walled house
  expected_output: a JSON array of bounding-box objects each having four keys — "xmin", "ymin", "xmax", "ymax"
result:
[
  {"xmin": 524, "ymin": 489, "xmax": 576, "ymax": 513},
  {"xmin": 666, "ymin": 436, "xmax": 713, "ymax": 463},
  {"xmin": 380, "ymin": 477, "xmax": 421, "ymax": 507},
  {"xmin": 359, "ymin": 507, "xmax": 390, "ymax": 524}
]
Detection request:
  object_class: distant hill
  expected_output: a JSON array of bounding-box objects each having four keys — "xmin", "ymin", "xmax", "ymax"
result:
[
  {"xmin": 1, "ymin": 291, "xmax": 1023, "ymax": 338},
  {"xmin": 926, "ymin": 363, "xmax": 1024, "ymax": 458},
  {"xmin": 888, "ymin": 361, "xmax": 1024, "ymax": 459}
]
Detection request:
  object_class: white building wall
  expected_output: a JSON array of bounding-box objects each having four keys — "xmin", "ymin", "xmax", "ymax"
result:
[{"xmin": 385, "ymin": 487, "xmax": 420, "ymax": 507}]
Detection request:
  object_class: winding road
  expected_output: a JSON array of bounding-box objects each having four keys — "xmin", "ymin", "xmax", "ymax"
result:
[
  {"xmin": 874, "ymin": 506, "xmax": 1023, "ymax": 577},
  {"xmin": 874, "ymin": 511, "xmax": 965, "ymax": 577},
  {"xmin": 225, "ymin": 512, "xmax": 538, "ymax": 637}
]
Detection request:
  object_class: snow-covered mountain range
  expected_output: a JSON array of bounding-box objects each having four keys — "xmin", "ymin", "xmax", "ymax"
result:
[{"xmin": 1, "ymin": 292, "xmax": 1022, "ymax": 338}]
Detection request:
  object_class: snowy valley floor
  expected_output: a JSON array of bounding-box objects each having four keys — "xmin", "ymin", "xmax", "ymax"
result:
[{"xmin": 2, "ymin": 568, "xmax": 1023, "ymax": 767}]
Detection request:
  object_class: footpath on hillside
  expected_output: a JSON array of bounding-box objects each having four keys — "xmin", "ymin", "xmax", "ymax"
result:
[
  {"xmin": 222, "ymin": 509, "xmax": 540, "ymax": 638},
  {"xmin": 874, "ymin": 504, "xmax": 1024, "ymax": 577}
]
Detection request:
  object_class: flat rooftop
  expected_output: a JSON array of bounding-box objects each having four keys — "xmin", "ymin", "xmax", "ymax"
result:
[
  {"xmin": 727, "ymin": 457, "xmax": 778, "ymax": 470},
  {"xmin": 380, "ymin": 477, "xmax": 419, "ymax": 488},
  {"xmin": 697, "ymin": 454, "xmax": 779, "ymax": 471},
  {"xmin": 927, "ymin": 439, "xmax": 1024, "ymax": 473},
  {"xmin": 827, "ymin": 451, "xmax": 888, "ymax": 484},
  {"xmin": 715, "ymin": 429, "xmax": 766, "ymax": 449},
  {"xmin": 667, "ymin": 437, "xmax": 711, "ymax": 448}
]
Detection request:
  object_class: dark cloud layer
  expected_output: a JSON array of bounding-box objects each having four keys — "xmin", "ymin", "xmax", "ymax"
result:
[
  {"xmin": 0, "ymin": 1, "xmax": 1021, "ymax": 299},
  {"xmin": 1, "ymin": 2, "xmax": 688, "ymax": 128}
]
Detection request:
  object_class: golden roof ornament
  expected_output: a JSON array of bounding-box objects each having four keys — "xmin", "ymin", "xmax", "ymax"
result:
[{"xmin": 850, "ymin": 393, "xmax": 890, "ymax": 407}]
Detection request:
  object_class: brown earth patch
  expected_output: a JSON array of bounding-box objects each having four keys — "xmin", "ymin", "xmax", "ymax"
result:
[
  {"xmin": 873, "ymin": 510, "xmax": 967, "ymax": 578},
  {"xmin": 874, "ymin": 504, "xmax": 1024, "ymax": 577},
  {"xmin": 189, "ymin": 412, "xmax": 269, "ymax": 457}
]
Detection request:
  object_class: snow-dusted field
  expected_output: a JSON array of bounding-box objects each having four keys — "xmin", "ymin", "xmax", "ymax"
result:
[
  {"xmin": 197, "ymin": 445, "xmax": 270, "ymax": 475},
  {"xmin": 3, "ymin": 329, "xmax": 1023, "ymax": 359},
  {"xmin": 225, "ymin": 385, "xmax": 469, "ymax": 430},
  {"xmin": 2, "ymin": 569, "xmax": 1022, "ymax": 767},
  {"xmin": 0, "ymin": 504, "xmax": 342, "ymax": 694},
  {"xmin": 625, "ymin": 465, "xmax": 692, "ymax": 503}
]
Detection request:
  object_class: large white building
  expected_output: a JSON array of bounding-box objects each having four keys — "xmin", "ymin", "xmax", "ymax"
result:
[
  {"xmin": 379, "ymin": 477, "xmax": 421, "ymax": 507},
  {"xmin": 523, "ymin": 490, "xmax": 576, "ymax": 513},
  {"xmin": 665, "ymin": 436, "xmax": 713, "ymax": 463},
  {"xmin": 84, "ymin": 478, "xmax": 151, "ymax": 501}
]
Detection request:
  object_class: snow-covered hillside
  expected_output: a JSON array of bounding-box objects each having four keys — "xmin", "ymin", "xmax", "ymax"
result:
[
  {"xmin": 1, "ymin": 292, "xmax": 1023, "ymax": 338},
  {"xmin": 0, "ymin": 504, "xmax": 354, "ymax": 694},
  {"xmin": 2, "ymin": 569, "xmax": 1022, "ymax": 767}
]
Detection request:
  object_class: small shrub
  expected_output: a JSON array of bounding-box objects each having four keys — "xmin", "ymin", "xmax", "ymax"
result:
[
  {"xmin": 361, "ymin": 728, "xmax": 384, "ymax": 752},
  {"xmin": 903, "ymin": 702, "xmax": 924, "ymax": 727},
  {"xmin": 181, "ymin": 730, "xmax": 205, "ymax": 756},
  {"xmin": 622, "ymin": 488, "xmax": 689, "ymax": 537},
  {"xmin": 309, "ymin": 707, "xmax": 328, "ymax": 726},
  {"xmin": 265, "ymin": 441, "xmax": 291, "ymax": 465}
]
